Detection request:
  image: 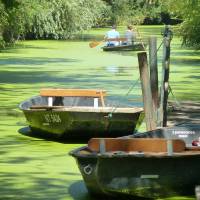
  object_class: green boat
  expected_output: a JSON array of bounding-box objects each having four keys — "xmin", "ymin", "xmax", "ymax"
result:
[
  {"xmin": 70, "ymin": 125, "xmax": 200, "ymax": 199},
  {"xmin": 102, "ymin": 42, "xmax": 145, "ymax": 51},
  {"xmin": 19, "ymin": 88, "xmax": 143, "ymax": 139}
]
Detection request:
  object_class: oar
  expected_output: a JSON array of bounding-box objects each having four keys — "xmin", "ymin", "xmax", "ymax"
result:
[
  {"xmin": 89, "ymin": 40, "xmax": 104, "ymax": 48},
  {"xmin": 134, "ymin": 27, "xmax": 146, "ymax": 50}
]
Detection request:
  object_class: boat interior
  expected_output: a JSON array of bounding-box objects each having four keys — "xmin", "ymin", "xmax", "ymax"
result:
[
  {"xmin": 19, "ymin": 89, "xmax": 143, "ymax": 113},
  {"xmin": 77, "ymin": 138, "xmax": 200, "ymax": 156},
  {"xmin": 20, "ymin": 89, "xmax": 106, "ymax": 109}
]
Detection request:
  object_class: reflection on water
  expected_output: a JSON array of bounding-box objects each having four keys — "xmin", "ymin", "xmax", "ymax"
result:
[{"xmin": 106, "ymin": 65, "xmax": 119, "ymax": 74}]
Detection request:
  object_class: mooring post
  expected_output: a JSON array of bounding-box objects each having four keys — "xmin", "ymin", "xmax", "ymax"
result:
[
  {"xmin": 138, "ymin": 52, "xmax": 156, "ymax": 131},
  {"xmin": 149, "ymin": 36, "xmax": 158, "ymax": 123},
  {"xmin": 159, "ymin": 25, "xmax": 172, "ymax": 127}
]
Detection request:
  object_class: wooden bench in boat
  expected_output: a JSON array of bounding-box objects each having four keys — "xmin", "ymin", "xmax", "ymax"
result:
[
  {"xmin": 105, "ymin": 38, "xmax": 127, "ymax": 42},
  {"xmin": 88, "ymin": 138, "xmax": 186, "ymax": 153},
  {"xmin": 39, "ymin": 88, "xmax": 106, "ymax": 107}
]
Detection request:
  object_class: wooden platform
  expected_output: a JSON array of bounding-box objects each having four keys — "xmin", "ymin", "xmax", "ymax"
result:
[{"xmin": 168, "ymin": 101, "xmax": 200, "ymax": 126}]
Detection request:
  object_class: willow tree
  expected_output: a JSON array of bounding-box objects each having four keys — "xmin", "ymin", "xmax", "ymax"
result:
[
  {"xmin": 0, "ymin": 0, "xmax": 107, "ymax": 44},
  {"xmin": 26, "ymin": 0, "xmax": 107, "ymax": 39},
  {"xmin": 162, "ymin": 0, "xmax": 200, "ymax": 48}
]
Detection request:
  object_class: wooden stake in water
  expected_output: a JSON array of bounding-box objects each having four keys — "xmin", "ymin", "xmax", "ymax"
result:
[
  {"xmin": 138, "ymin": 52, "xmax": 156, "ymax": 131},
  {"xmin": 149, "ymin": 36, "xmax": 158, "ymax": 123},
  {"xmin": 159, "ymin": 26, "xmax": 172, "ymax": 127}
]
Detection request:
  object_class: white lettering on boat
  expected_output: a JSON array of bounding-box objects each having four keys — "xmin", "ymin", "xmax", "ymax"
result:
[
  {"xmin": 172, "ymin": 130, "xmax": 196, "ymax": 135},
  {"xmin": 44, "ymin": 113, "xmax": 62, "ymax": 123}
]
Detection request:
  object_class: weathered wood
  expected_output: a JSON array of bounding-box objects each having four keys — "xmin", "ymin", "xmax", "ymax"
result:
[
  {"xmin": 88, "ymin": 138, "xmax": 185, "ymax": 153},
  {"xmin": 138, "ymin": 52, "xmax": 156, "ymax": 131},
  {"xmin": 105, "ymin": 37, "xmax": 127, "ymax": 42},
  {"xmin": 149, "ymin": 36, "xmax": 158, "ymax": 122},
  {"xmin": 30, "ymin": 105, "xmax": 143, "ymax": 113},
  {"xmin": 40, "ymin": 88, "xmax": 106, "ymax": 97},
  {"xmin": 40, "ymin": 88, "xmax": 106, "ymax": 107},
  {"xmin": 159, "ymin": 37, "xmax": 171, "ymax": 127}
]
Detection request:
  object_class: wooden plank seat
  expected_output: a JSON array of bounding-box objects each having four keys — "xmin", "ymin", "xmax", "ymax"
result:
[
  {"xmin": 105, "ymin": 38, "xmax": 127, "ymax": 42},
  {"xmin": 40, "ymin": 88, "xmax": 106, "ymax": 107},
  {"xmin": 40, "ymin": 89, "xmax": 106, "ymax": 97},
  {"xmin": 88, "ymin": 138, "xmax": 186, "ymax": 153}
]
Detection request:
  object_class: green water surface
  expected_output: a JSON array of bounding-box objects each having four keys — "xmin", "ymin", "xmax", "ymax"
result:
[{"xmin": 0, "ymin": 26, "xmax": 199, "ymax": 200}]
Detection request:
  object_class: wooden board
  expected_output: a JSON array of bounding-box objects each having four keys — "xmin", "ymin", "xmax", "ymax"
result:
[
  {"xmin": 88, "ymin": 138, "xmax": 186, "ymax": 153},
  {"xmin": 105, "ymin": 38, "xmax": 127, "ymax": 42},
  {"xmin": 40, "ymin": 89, "xmax": 106, "ymax": 97}
]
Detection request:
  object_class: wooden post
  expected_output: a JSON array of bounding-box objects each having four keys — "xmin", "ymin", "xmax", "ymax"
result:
[
  {"xmin": 149, "ymin": 36, "xmax": 158, "ymax": 122},
  {"xmin": 138, "ymin": 52, "xmax": 156, "ymax": 131},
  {"xmin": 159, "ymin": 29, "xmax": 172, "ymax": 127}
]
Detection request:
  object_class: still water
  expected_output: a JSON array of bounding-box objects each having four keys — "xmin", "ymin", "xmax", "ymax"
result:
[{"xmin": 0, "ymin": 26, "xmax": 199, "ymax": 200}]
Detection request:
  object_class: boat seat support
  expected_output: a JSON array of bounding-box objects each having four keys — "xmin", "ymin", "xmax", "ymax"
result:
[{"xmin": 40, "ymin": 89, "xmax": 106, "ymax": 107}]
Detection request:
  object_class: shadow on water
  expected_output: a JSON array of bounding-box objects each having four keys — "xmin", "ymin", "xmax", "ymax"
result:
[
  {"xmin": 18, "ymin": 127, "xmax": 89, "ymax": 144},
  {"xmin": 0, "ymin": 44, "xmax": 52, "ymax": 54},
  {"xmin": 171, "ymin": 57, "xmax": 200, "ymax": 67},
  {"xmin": 0, "ymin": 171, "xmax": 80, "ymax": 200},
  {"xmin": 0, "ymin": 71, "xmax": 114, "ymax": 85},
  {"xmin": 0, "ymin": 57, "xmax": 80, "ymax": 66}
]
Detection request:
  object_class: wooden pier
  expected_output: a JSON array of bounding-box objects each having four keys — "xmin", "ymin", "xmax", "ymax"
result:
[{"xmin": 168, "ymin": 101, "xmax": 200, "ymax": 126}]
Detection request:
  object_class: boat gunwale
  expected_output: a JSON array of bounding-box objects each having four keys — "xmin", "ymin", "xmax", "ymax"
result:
[
  {"xmin": 26, "ymin": 106, "xmax": 143, "ymax": 113},
  {"xmin": 70, "ymin": 146, "xmax": 200, "ymax": 159},
  {"xmin": 19, "ymin": 95, "xmax": 143, "ymax": 113}
]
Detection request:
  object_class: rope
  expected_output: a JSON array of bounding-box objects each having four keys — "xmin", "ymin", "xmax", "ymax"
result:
[
  {"xmin": 168, "ymin": 85, "xmax": 181, "ymax": 108},
  {"xmin": 134, "ymin": 26, "xmax": 146, "ymax": 51},
  {"xmin": 107, "ymin": 77, "xmax": 140, "ymax": 118},
  {"xmin": 107, "ymin": 37, "xmax": 165, "ymax": 118},
  {"xmin": 107, "ymin": 26, "xmax": 174, "ymax": 118},
  {"xmin": 125, "ymin": 77, "xmax": 140, "ymax": 96}
]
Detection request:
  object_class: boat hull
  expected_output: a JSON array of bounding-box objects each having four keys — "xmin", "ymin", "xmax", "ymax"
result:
[
  {"xmin": 73, "ymin": 152, "xmax": 200, "ymax": 198},
  {"xmin": 22, "ymin": 108, "xmax": 143, "ymax": 139},
  {"xmin": 102, "ymin": 43, "xmax": 145, "ymax": 51},
  {"xmin": 70, "ymin": 125, "xmax": 200, "ymax": 198}
]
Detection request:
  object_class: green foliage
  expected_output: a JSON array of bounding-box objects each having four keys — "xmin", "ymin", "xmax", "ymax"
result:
[
  {"xmin": 28, "ymin": 0, "xmax": 107, "ymax": 39},
  {"xmin": 162, "ymin": 0, "xmax": 200, "ymax": 48},
  {"xmin": 0, "ymin": 1, "xmax": 7, "ymax": 47},
  {"xmin": 0, "ymin": 0, "xmax": 107, "ymax": 44},
  {"xmin": 105, "ymin": 0, "xmax": 162, "ymax": 25}
]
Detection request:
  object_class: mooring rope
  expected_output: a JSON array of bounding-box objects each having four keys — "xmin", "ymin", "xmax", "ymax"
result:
[
  {"xmin": 168, "ymin": 85, "xmax": 181, "ymax": 108},
  {"xmin": 107, "ymin": 36, "xmax": 166, "ymax": 118}
]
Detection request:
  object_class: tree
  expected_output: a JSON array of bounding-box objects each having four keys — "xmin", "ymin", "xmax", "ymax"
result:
[
  {"xmin": 0, "ymin": 0, "xmax": 107, "ymax": 44},
  {"xmin": 102, "ymin": 0, "xmax": 162, "ymax": 25},
  {"xmin": 162, "ymin": 0, "xmax": 200, "ymax": 48}
]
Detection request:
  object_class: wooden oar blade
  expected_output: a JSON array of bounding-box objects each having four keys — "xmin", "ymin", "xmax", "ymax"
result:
[{"xmin": 89, "ymin": 41, "xmax": 101, "ymax": 48}]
